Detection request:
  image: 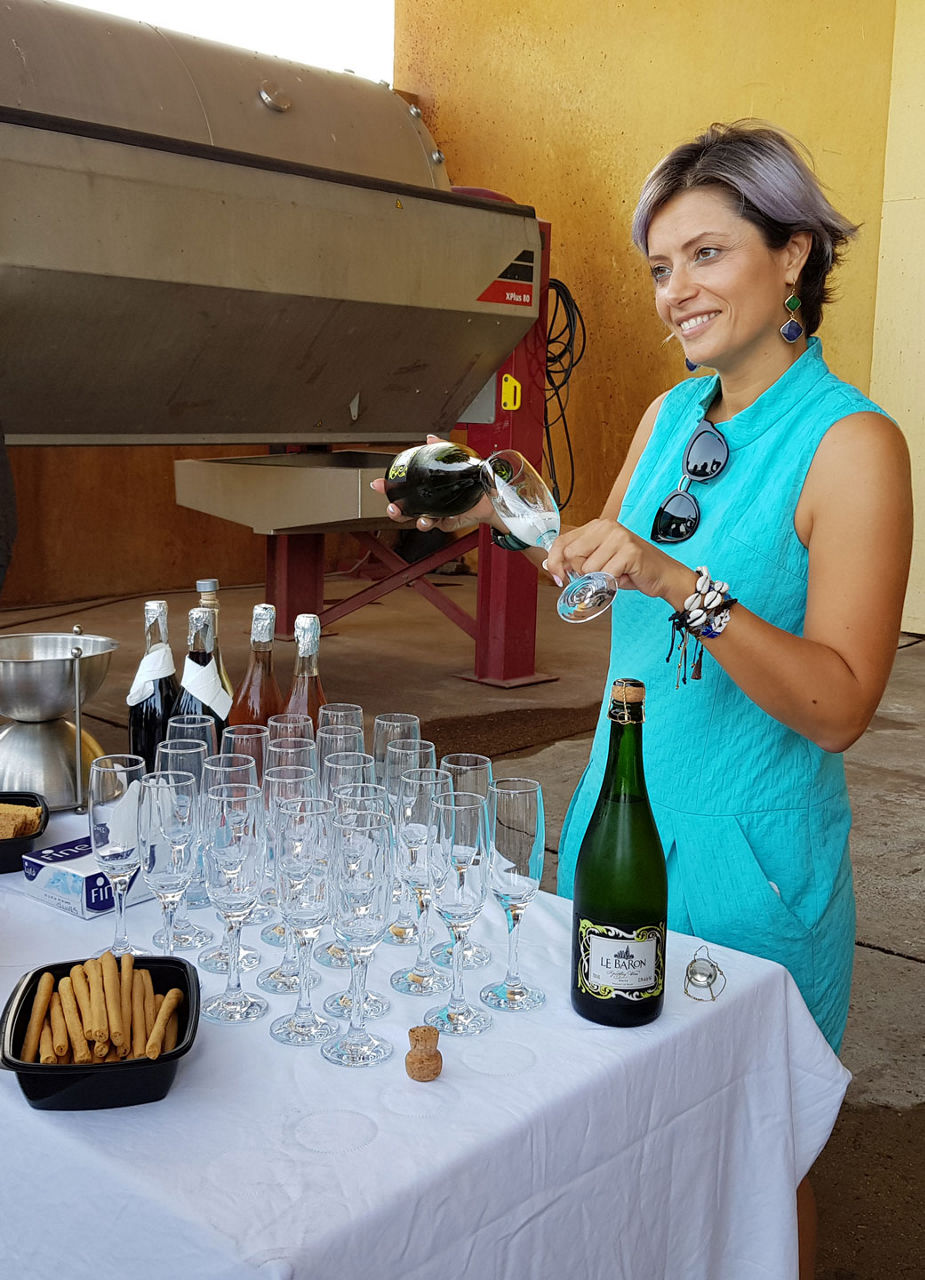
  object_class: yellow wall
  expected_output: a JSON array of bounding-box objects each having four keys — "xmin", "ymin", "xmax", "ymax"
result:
[
  {"xmin": 396, "ymin": 0, "xmax": 896, "ymax": 526},
  {"xmin": 870, "ymin": 0, "xmax": 924, "ymax": 631}
]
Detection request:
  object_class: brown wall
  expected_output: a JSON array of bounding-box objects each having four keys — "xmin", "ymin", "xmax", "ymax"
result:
[
  {"xmin": 3, "ymin": 444, "xmax": 266, "ymax": 606},
  {"xmin": 395, "ymin": 0, "xmax": 896, "ymax": 527}
]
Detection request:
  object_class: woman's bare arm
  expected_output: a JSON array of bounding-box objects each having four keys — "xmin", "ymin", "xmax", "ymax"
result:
[{"xmin": 546, "ymin": 410, "xmax": 912, "ymax": 752}]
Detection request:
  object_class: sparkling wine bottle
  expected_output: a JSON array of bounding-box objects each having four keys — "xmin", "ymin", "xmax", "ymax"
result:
[
  {"xmin": 283, "ymin": 613, "xmax": 327, "ymax": 730},
  {"xmin": 171, "ymin": 606, "xmax": 232, "ymax": 743},
  {"xmin": 196, "ymin": 577, "xmax": 234, "ymax": 699},
  {"xmin": 383, "ymin": 441, "xmax": 484, "ymax": 518},
  {"xmin": 126, "ymin": 600, "xmax": 180, "ymax": 770},
  {"xmin": 571, "ymin": 678, "xmax": 667, "ymax": 1027},
  {"xmin": 228, "ymin": 603, "xmax": 283, "ymax": 727}
]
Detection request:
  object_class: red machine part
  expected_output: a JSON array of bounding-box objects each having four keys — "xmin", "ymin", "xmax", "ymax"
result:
[{"xmin": 266, "ymin": 215, "xmax": 554, "ymax": 687}]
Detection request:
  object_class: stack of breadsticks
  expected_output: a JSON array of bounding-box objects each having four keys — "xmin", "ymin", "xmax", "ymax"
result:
[{"xmin": 18, "ymin": 953, "xmax": 184, "ymax": 1065}]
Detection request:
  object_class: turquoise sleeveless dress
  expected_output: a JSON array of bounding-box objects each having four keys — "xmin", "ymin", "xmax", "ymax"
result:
[{"xmin": 557, "ymin": 338, "xmax": 884, "ymax": 1052}]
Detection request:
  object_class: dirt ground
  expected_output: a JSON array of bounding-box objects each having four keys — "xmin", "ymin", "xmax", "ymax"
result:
[{"xmin": 815, "ymin": 1103, "xmax": 924, "ymax": 1279}]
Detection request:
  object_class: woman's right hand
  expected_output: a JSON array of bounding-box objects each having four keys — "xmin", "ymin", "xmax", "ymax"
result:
[{"xmin": 370, "ymin": 434, "xmax": 498, "ymax": 533}]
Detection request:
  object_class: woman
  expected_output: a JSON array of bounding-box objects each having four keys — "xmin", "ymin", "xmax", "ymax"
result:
[{"xmin": 378, "ymin": 121, "xmax": 911, "ymax": 1269}]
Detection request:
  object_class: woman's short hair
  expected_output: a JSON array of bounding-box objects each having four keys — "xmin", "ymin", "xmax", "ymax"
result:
[{"xmin": 631, "ymin": 121, "xmax": 858, "ymax": 335}]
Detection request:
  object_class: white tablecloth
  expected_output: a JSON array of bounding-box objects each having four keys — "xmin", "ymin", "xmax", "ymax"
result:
[{"xmin": 0, "ymin": 814, "xmax": 849, "ymax": 1280}]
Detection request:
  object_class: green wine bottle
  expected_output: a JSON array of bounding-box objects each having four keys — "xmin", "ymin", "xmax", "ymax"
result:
[{"xmin": 571, "ymin": 678, "xmax": 667, "ymax": 1026}]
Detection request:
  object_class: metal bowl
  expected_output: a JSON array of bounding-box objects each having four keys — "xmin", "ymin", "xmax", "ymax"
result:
[{"xmin": 0, "ymin": 633, "xmax": 118, "ymax": 722}]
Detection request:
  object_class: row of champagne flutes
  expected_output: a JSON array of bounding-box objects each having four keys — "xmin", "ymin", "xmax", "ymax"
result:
[{"xmin": 87, "ymin": 709, "xmax": 546, "ymax": 1067}]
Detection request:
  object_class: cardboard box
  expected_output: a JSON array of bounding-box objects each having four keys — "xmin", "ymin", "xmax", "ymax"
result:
[{"xmin": 22, "ymin": 837, "xmax": 155, "ymax": 919}]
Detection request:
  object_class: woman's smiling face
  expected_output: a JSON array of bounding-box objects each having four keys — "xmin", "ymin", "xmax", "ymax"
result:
[{"xmin": 646, "ymin": 186, "xmax": 808, "ymax": 374}]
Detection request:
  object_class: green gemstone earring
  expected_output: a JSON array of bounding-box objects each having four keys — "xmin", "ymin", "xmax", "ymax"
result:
[{"xmin": 780, "ymin": 287, "xmax": 804, "ymax": 343}]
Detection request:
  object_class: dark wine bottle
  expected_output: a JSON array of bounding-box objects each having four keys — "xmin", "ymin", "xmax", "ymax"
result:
[
  {"xmin": 196, "ymin": 578, "xmax": 234, "ymax": 699},
  {"xmin": 284, "ymin": 613, "xmax": 327, "ymax": 731},
  {"xmin": 228, "ymin": 603, "xmax": 283, "ymax": 727},
  {"xmin": 126, "ymin": 600, "xmax": 180, "ymax": 771},
  {"xmin": 170, "ymin": 606, "xmax": 232, "ymax": 744},
  {"xmin": 571, "ymin": 678, "xmax": 667, "ymax": 1027},
  {"xmin": 383, "ymin": 441, "xmax": 484, "ymax": 518}
]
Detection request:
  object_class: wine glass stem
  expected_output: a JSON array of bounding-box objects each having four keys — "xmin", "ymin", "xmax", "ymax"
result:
[
  {"xmin": 224, "ymin": 919, "xmax": 244, "ymax": 1000},
  {"xmin": 411, "ymin": 887, "xmax": 432, "ymax": 975},
  {"xmin": 346, "ymin": 952, "xmax": 370, "ymax": 1041},
  {"xmin": 111, "ymin": 877, "xmax": 130, "ymax": 953},
  {"xmin": 294, "ymin": 932, "xmax": 316, "ymax": 1019},
  {"xmin": 162, "ymin": 900, "xmax": 178, "ymax": 956},
  {"xmin": 504, "ymin": 909, "xmax": 524, "ymax": 988},
  {"xmin": 449, "ymin": 925, "xmax": 470, "ymax": 1012}
]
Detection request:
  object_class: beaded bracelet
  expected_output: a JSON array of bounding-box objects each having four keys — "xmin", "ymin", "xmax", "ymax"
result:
[{"xmin": 666, "ymin": 566, "xmax": 737, "ymax": 686}]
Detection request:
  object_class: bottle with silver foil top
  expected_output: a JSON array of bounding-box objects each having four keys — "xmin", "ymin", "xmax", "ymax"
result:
[
  {"xmin": 284, "ymin": 612, "xmax": 327, "ymax": 729},
  {"xmin": 127, "ymin": 599, "xmax": 180, "ymax": 769},
  {"xmin": 196, "ymin": 577, "xmax": 234, "ymax": 698},
  {"xmin": 170, "ymin": 606, "xmax": 232, "ymax": 739},
  {"xmin": 228, "ymin": 603, "xmax": 283, "ymax": 727}
]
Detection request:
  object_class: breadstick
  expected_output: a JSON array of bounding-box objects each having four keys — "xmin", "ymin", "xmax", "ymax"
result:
[
  {"xmin": 83, "ymin": 958, "xmax": 109, "ymax": 1044},
  {"xmin": 119, "ymin": 955, "xmax": 134, "ymax": 1058},
  {"xmin": 39, "ymin": 1018, "xmax": 56, "ymax": 1065},
  {"xmin": 104, "ymin": 1044, "xmax": 121, "ymax": 1062},
  {"xmin": 93, "ymin": 1039, "xmax": 109, "ymax": 1061},
  {"xmin": 141, "ymin": 968, "xmax": 156, "ymax": 1038},
  {"xmin": 57, "ymin": 978, "xmax": 92, "ymax": 1064},
  {"xmin": 49, "ymin": 991, "xmax": 69, "ymax": 1058},
  {"xmin": 145, "ymin": 988, "xmax": 184, "ymax": 1060},
  {"xmin": 154, "ymin": 993, "xmax": 164, "ymax": 1014},
  {"xmin": 20, "ymin": 971, "xmax": 55, "ymax": 1064},
  {"xmin": 131, "ymin": 971, "xmax": 147, "ymax": 1059},
  {"xmin": 99, "ymin": 951, "xmax": 124, "ymax": 1047},
  {"xmin": 69, "ymin": 964, "xmax": 94, "ymax": 1041},
  {"xmin": 164, "ymin": 1010, "xmax": 179, "ymax": 1053}
]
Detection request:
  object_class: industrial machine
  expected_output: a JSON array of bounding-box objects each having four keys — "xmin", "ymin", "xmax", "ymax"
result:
[{"xmin": 0, "ymin": 0, "xmax": 553, "ymax": 801}]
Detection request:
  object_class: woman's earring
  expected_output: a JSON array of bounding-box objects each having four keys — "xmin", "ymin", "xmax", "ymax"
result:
[
  {"xmin": 685, "ymin": 357, "xmax": 699, "ymax": 372},
  {"xmin": 780, "ymin": 288, "xmax": 804, "ymax": 343}
]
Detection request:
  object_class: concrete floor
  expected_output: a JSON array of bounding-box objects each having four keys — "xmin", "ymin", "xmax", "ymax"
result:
[{"xmin": 1, "ymin": 570, "xmax": 922, "ymax": 1275}]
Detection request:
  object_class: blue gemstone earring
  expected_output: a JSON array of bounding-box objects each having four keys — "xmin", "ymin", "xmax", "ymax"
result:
[
  {"xmin": 780, "ymin": 287, "xmax": 804, "ymax": 343},
  {"xmin": 685, "ymin": 357, "xmax": 699, "ymax": 372}
]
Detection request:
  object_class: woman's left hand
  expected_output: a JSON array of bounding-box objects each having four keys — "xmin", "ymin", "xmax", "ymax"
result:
[{"xmin": 545, "ymin": 518, "xmax": 693, "ymax": 607}]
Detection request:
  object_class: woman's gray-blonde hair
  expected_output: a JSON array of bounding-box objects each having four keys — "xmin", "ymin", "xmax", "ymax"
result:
[{"xmin": 631, "ymin": 121, "xmax": 858, "ymax": 335}]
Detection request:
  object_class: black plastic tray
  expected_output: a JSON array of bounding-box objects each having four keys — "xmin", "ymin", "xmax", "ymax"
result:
[
  {"xmin": 0, "ymin": 792, "xmax": 50, "ymax": 872},
  {"xmin": 0, "ymin": 954, "xmax": 200, "ymax": 1109}
]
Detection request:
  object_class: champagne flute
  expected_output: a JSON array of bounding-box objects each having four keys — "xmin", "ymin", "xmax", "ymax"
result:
[
  {"xmin": 270, "ymin": 798, "xmax": 337, "ymax": 1046},
  {"xmin": 321, "ymin": 750, "xmax": 375, "ymax": 800},
  {"xmin": 321, "ymin": 812, "xmax": 395, "ymax": 1068},
  {"xmin": 257, "ymin": 765, "xmax": 319, "ymax": 994},
  {"xmin": 268, "ymin": 713, "xmax": 314, "ymax": 743},
  {"xmin": 372, "ymin": 713, "xmax": 421, "ymax": 784},
  {"xmin": 390, "ymin": 767, "xmax": 452, "ymax": 997},
  {"xmin": 331, "ymin": 783, "xmax": 390, "ymax": 817},
  {"xmin": 481, "ymin": 449, "xmax": 617, "ymax": 623},
  {"xmin": 221, "ymin": 725, "xmax": 270, "ymax": 784},
  {"xmin": 480, "ymin": 779, "xmax": 546, "ymax": 1012},
  {"xmin": 166, "ymin": 714, "xmax": 218, "ymax": 755},
  {"xmin": 198, "ymin": 754, "xmax": 262, "ymax": 974},
  {"xmin": 88, "ymin": 754, "xmax": 146, "ymax": 958},
  {"xmin": 432, "ymin": 753, "xmax": 494, "ymax": 970},
  {"xmin": 267, "ymin": 736, "xmax": 317, "ymax": 773},
  {"xmin": 138, "ymin": 771, "xmax": 198, "ymax": 957},
  {"xmin": 317, "ymin": 703, "xmax": 365, "ymax": 741},
  {"xmin": 383, "ymin": 739, "xmax": 436, "ymax": 948},
  {"xmin": 425, "ymin": 792, "xmax": 493, "ymax": 1036},
  {"xmin": 220, "ymin": 729, "xmax": 272, "ymax": 923},
  {"xmin": 200, "ymin": 783, "xmax": 269, "ymax": 1024},
  {"xmin": 315, "ymin": 726, "xmax": 361, "ymax": 777},
  {"xmin": 152, "ymin": 738, "xmax": 213, "ymax": 942}
]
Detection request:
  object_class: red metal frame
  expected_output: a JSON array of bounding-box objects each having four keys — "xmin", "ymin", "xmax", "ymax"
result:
[{"xmin": 266, "ymin": 217, "xmax": 553, "ymax": 685}]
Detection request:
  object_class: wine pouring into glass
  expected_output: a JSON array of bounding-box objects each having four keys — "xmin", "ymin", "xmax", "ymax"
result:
[{"xmin": 382, "ymin": 442, "xmax": 617, "ymax": 624}]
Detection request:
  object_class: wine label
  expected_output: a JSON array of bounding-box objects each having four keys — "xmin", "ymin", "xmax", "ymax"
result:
[
  {"xmin": 180, "ymin": 655, "xmax": 233, "ymax": 719},
  {"xmin": 576, "ymin": 919, "xmax": 665, "ymax": 1001},
  {"xmin": 125, "ymin": 643, "xmax": 177, "ymax": 706}
]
